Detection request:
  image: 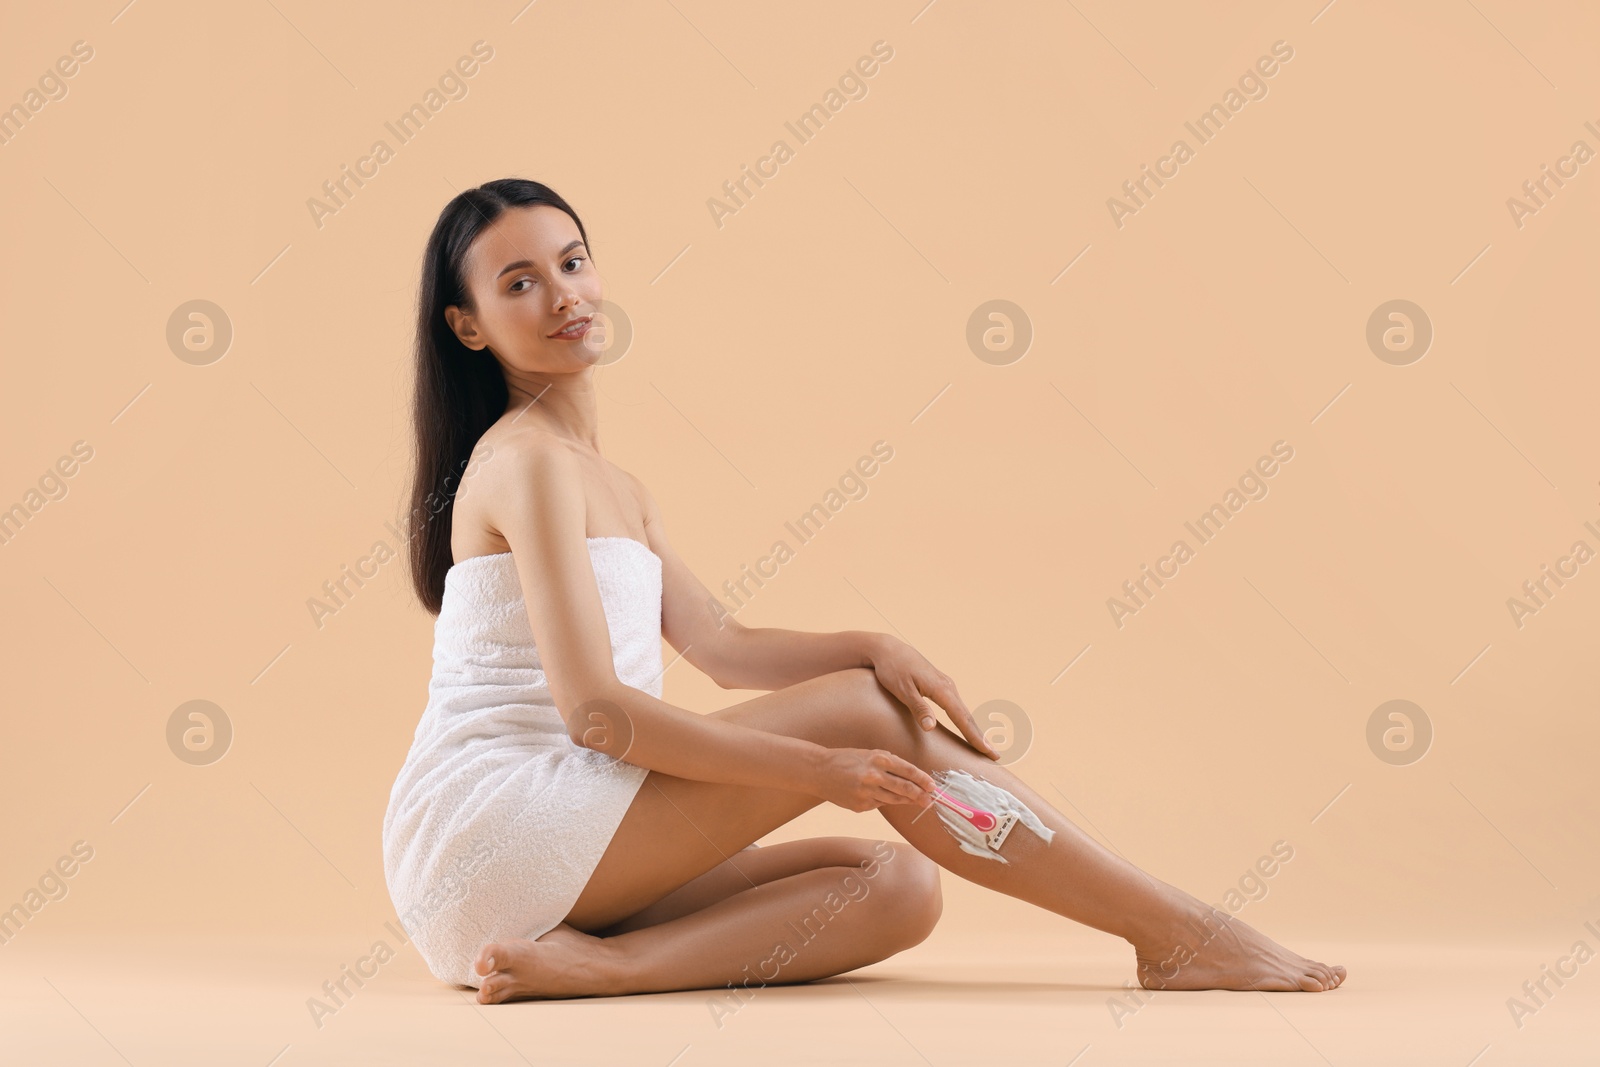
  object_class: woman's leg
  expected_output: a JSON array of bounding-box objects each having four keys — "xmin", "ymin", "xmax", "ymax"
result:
[
  {"xmin": 592, "ymin": 837, "xmax": 896, "ymax": 936},
  {"xmin": 493, "ymin": 667, "xmax": 1341, "ymax": 997},
  {"xmin": 560, "ymin": 755, "xmax": 828, "ymax": 933},
  {"xmin": 474, "ymin": 837, "xmax": 941, "ymax": 1003},
  {"xmin": 707, "ymin": 667, "xmax": 1344, "ymax": 993}
]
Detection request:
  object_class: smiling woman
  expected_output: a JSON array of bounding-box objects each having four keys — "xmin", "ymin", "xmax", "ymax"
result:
[{"xmin": 380, "ymin": 177, "xmax": 1345, "ymax": 1005}]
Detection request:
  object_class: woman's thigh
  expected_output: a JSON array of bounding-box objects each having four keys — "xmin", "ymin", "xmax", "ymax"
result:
[{"xmin": 564, "ymin": 668, "xmax": 902, "ymax": 932}]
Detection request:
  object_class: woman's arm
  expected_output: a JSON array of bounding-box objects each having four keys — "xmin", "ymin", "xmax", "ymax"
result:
[
  {"xmin": 632, "ymin": 473, "xmax": 886, "ymax": 691},
  {"xmin": 634, "ymin": 476, "xmax": 1000, "ymax": 759},
  {"xmin": 697, "ymin": 624, "xmax": 884, "ymax": 692},
  {"xmin": 479, "ymin": 435, "xmax": 931, "ymax": 804}
]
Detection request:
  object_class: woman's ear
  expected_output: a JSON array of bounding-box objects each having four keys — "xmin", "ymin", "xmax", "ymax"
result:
[{"xmin": 444, "ymin": 304, "xmax": 486, "ymax": 351}]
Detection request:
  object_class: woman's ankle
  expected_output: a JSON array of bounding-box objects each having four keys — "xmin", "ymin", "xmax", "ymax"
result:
[{"xmin": 1122, "ymin": 886, "xmax": 1215, "ymax": 955}]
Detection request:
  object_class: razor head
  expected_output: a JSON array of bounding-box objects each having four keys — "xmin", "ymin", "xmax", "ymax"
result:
[{"xmin": 985, "ymin": 810, "xmax": 1020, "ymax": 852}]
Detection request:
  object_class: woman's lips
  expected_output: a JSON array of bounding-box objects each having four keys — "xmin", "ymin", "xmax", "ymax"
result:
[{"xmin": 549, "ymin": 316, "xmax": 592, "ymax": 340}]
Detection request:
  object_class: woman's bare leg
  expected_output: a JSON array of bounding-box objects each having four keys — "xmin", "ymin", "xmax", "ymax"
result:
[
  {"xmin": 808, "ymin": 669, "xmax": 1346, "ymax": 992},
  {"xmin": 474, "ymin": 837, "xmax": 941, "ymax": 1003},
  {"xmin": 592, "ymin": 837, "xmax": 882, "ymax": 937},
  {"xmin": 485, "ymin": 667, "xmax": 1343, "ymax": 998},
  {"xmin": 707, "ymin": 668, "xmax": 1343, "ymax": 993}
]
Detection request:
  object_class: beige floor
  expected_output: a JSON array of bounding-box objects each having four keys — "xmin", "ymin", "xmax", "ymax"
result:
[{"xmin": 4, "ymin": 923, "xmax": 1594, "ymax": 1066}]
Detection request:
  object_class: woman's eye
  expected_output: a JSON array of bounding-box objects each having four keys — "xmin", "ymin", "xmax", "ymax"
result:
[{"xmin": 510, "ymin": 257, "xmax": 582, "ymax": 291}]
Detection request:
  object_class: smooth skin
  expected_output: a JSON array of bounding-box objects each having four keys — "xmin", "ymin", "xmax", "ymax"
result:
[{"xmin": 440, "ymin": 203, "xmax": 1346, "ymax": 1003}]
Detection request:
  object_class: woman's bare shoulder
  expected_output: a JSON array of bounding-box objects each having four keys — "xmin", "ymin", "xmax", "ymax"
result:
[
  {"xmin": 452, "ymin": 424, "xmax": 585, "ymax": 552},
  {"xmin": 473, "ymin": 421, "xmax": 582, "ymax": 480}
]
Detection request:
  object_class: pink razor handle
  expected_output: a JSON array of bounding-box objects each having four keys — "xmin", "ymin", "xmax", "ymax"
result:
[{"xmin": 929, "ymin": 787, "xmax": 998, "ymax": 832}]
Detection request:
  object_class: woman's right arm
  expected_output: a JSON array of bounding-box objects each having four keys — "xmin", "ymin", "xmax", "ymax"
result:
[{"xmin": 476, "ymin": 434, "xmax": 933, "ymax": 812}]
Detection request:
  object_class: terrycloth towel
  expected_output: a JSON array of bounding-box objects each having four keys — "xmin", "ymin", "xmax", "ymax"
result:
[{"xmin": 382, "ymin": 536, "xmax": 662, "ymax": 988}]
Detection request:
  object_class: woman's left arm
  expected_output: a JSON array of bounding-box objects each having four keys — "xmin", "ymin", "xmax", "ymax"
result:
[
  {"xmin": 636, "ymin": 475, "xmax": 999, "ymax": 759},
  {"xmin": 714, "ymin": 626, "xmax": 1001, "ymax": 761},
  {"xmin": 705, "ymin": 623, "xmax": 881, "ymax": 692}
]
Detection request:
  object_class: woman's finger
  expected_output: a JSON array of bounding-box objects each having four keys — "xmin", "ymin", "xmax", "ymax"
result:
[
  {"xmin": 936, "ymin": 673, "xmax": 974, "ymax": 722},
  {"xmin": 917, "ymin": 686, "xmax": 995, "ymax": 759},
  {"xmin": 955, "ymin": 708, "xmax": 1001, "ymax": 760},
  {"xmin": 934, "ymin": 681, "xmax": 999, "ymax": 759},
  {"xmin": 876, "ymin": 784, "xmax": 920, "ymax": 807},
  {"xmin": 897, "ymin": 680, "xmax": 936, "ymax": 729},
  {"xmin": 889, "ymin": 751, "xmax": 933, "ymax": 784},
  {"xmin": 866, "ymin": 765, "xmax": 910, "ymax": 804},
  {"xmin": 888, "ymin": 778, "xmax": 922, "ymax": 803},
  {"xmin": 889, "ymin": 758, "xmax": 934, "ymax": 798}
]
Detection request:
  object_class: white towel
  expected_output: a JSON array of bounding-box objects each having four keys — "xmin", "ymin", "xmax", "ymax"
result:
[{"xmin": 382, "ymin": 536, "xmax": 662, "ymax": 988}]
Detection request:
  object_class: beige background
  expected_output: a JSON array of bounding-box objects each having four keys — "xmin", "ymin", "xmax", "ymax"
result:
[{"xmin": 2, "ymin": 0, "xmax": 1597, "ymax": 1063}]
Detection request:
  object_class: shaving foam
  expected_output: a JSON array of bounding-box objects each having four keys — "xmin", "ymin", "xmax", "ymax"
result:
[{"xmin": 930, "ymin": 768, "xmax": 1054, "ymax": 864}]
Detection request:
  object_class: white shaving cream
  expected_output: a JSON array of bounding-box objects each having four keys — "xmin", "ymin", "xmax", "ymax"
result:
[{"xmin": 929, "ymin": 768, "xmax": 1055, "ymax": 864}]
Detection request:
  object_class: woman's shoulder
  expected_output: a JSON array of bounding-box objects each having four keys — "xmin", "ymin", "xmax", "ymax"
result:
[
  {"xmin": 456, "ymin": 426, "xmax": 585, "ymax": 520},
  {"xmin": 470, "ymin": 421, "xmax": 652, "ymax": 519},
  {"xmin": 475, "ymin": 421, "xmax": 582, "ymax": 471}
]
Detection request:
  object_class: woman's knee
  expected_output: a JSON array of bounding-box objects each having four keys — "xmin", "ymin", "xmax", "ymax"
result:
[{"xmin": 823, "ymin": 667, "xmax": 916, "ymax": 749}]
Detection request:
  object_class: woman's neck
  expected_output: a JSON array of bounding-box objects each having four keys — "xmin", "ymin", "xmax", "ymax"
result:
[{"xmin": 504, "ymin": 371, "xmax": 602, "ymax": 452}]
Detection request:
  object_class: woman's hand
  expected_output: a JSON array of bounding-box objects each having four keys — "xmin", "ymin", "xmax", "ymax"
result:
[
  {"xmin": 810, "ymin": 747, "xmax": 936, "ymax": 813},
  {"xmin": 865, "ymin": 635, "xmax": 1001, "ymax": 760}
]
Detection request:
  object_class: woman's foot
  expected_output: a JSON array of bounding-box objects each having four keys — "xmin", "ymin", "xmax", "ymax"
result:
[
  {"xmin": 1134, "ymin": 904, "xmax": 1346, "ymax": 992},
  {"xmin": 473, "ymin": 922, "xmax": 620, "ymax": 1003}
]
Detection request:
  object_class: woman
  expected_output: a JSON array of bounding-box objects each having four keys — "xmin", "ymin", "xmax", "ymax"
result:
[{"xmin": 381, "ymin": 178, "xmax": 1346, "ymax": 1004}]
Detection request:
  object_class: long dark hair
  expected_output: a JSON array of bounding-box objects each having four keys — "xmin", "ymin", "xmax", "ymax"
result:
[{"xmin": 404, "ymin": 178, "xmax": 592, "ymax": 615}]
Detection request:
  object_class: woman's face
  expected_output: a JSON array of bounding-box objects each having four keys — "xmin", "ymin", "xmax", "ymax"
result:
[{"xmin": 445, "ymin": 204, "xmax": 603, "ymax": 371}]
